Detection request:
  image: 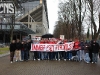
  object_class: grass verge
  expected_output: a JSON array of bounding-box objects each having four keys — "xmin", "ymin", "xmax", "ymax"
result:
[{"xmin": 0, "ymin": 47, "xmax": 9, "ymax": 54}]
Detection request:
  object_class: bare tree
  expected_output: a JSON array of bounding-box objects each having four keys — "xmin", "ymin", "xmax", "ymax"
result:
[
  {"xmin": 86, "ymin": 0, "xmax": 100, "ymax": 39},
  {"xmin": 54, "ymin": 0, "xmax": 86, "ymax": 40}
]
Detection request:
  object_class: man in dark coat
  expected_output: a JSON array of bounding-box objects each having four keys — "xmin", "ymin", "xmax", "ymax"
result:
[
  {"xmin": 27, "ymin": 40, "xmax": 32, "ymax": 59},
  {"xmin": 9, "ymin": 40, "xmax": 16, "ymax": 63},
  {"xmin": 88, "ymin": 40, "xmax": 93, "ymax": 62},
  {"xmin": 91, "ymin": 40, "xmax": 100, "ymax": 63}
]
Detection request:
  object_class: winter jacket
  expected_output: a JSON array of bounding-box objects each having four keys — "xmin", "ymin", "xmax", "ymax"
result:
[
  {"xmin": 80, "ymin": 42, "xmax": 85, "ymax": 50},
  {"xmin": 26, "ymin": 43, "xmax": 31, "ymax": 51},
  {"xmin": 21, "ymin": 43, "xmax": 25, "ymax": 50},
  {"xmin": 10, "ymin": 43, "xmax": 16, "ymax": 52},
  {"xmin": 16, "ymin": 42, "xmax": 22, "ymax": 50},
  {"xmin": 91, "ymin": 42, "xmax": 99, "ymax": 53},
  {"xmin": 74, "ymin": 41, "xmax": 80, "ymax": 49},
  {"xmin": 84, "ymin": 43, "xmax": 89, "ymax": 53}
]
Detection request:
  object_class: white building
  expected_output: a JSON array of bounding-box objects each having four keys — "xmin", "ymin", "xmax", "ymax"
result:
[{"xmin": 17, "ymin": 0, "xmax": 49, "ymax": 38}]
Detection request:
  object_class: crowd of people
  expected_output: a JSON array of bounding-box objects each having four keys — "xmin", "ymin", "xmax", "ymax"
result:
[{"xmin": 9, "ymin": 38, "xmax": 100, "ymax": 64}]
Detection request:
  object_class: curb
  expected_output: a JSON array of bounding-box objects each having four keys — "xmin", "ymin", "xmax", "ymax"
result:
[{"xmin": 0, "ymin": 52, "xmax": 10, "ymax": 57}]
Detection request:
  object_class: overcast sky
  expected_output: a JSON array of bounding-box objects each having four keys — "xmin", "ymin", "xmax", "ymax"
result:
[{"xmin": 47, "ymin": 0, "xmax": 59, "ymax": 34}]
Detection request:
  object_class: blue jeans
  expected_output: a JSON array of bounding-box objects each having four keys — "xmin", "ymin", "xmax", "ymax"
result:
[
  {"xmin": 21, "ymin": 50, "xmax": 25, "ymax": 60},
  {"xmin": 84, "ymin": 53, "xmax": 90, "ymax": 63},
  {"xmin": 41, "ymin": 52, "xmax": 44, "ymax": 60},
  {"xmin": 77, "ymin": 50, "xmax": 81, "ymax": 61},
  {"xmin": 44, "ymin": 52, "xmax": 48, "ymax": 59},
  {"xmin": 80, "ymin": 50, "xmax": 84, "ymax": 61},
  {"xmin": 67, "ymin": 51, "xmax": 72, "ymax": 60},
  {"xmin": 92, "ymin": 53, "xmax": 98, "ymax": 62}
]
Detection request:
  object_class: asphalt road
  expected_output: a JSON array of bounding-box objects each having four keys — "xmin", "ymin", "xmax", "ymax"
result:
[{"xmin": 0, "ymin": 55, "xmax": 100, "ymax": 75}]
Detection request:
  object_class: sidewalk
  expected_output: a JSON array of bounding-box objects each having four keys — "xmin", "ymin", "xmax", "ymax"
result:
[
  {"xmin": 0, "ymin": 52, "xmax": 10, "ymax": 57},
  {"xmin": 0, "ymin": 56, "xmax": 100, "ymax": 75}
]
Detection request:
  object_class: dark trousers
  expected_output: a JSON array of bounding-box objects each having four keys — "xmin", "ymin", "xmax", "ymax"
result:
[
  {"xmin": 21, "ymin": 50, "xmax": 25, "ymax": 60},
  {"xmin": 64, "ymin": 52, "xmax": 67, "ymax": 59},
  {"xmin": 55, "ymin": 52, "xmax": 59, "ymax": 59},
  {"xmin": 34, "ymin": 51, "xmax": 38, "ymax": 59},
  {"xmin": 61, "ymin": 51, "xmax": 65, "ymax": 59},
  {"xmin": 38, "ymin": 52, "xmax": 41, "ymax": 59},
  {"xmin": 10, "ymin": 51, "xmax": 15, "ymax": 62},
  {"xmin": 89, "ymin": 52, "xmax": 92, "ymax": 62},
  {"xmin": 24, "ymin": 50, "xmax": 29, "ymax": 60},
  {"xmin": 49, "ymin": 52, "xmax": 53, "ymax": 60}
]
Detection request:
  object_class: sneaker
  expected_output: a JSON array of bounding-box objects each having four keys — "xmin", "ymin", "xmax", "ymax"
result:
[
  {"xmin": 38, "ymin": 59, "xmax": 40, "ymax": 61},
  {"xmin": 21, "ymin": 60, "xmax": 24, "ymax": 61},
  {"xmin": 10, "ymin": 61, "xmax": 13, "ymax": 63},
  {"xmin": 92, "ymin": 62, "xmax": 94, "ymax": 63},
  {"xmin": 95, "ymin": 62, "xmax": 97, "ymax": 63},
  {"xmin": 58, "ymin": 59, "xmax": 60, "ymax": 61},
  {"xmin": 86, "ymin": 62, "xmax": 90, "ymax": 64},
  {"xmin": 55, "ymin": 59, "xmax": 57, "ymax": 60},
  {"xmin": 64, "ymin": 59, "xmax": 66, "ymax": 61}
]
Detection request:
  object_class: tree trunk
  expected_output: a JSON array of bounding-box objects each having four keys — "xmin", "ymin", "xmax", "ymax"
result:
[
  {"xmin": 10, "ymin": 15, "xmax": 15, "ymax": 42},
  {"xmin": 78, "ymin": 0, "xmax": 82, "ymax": 40},
  {"xmin": 10, "ymin": 29, "xmax": 13, "ymax": 42}
]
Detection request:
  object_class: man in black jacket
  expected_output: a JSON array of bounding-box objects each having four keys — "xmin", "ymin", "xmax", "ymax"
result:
[
  {"xmin": 9, "ymin": 40, "xmax": 16, "ymax": 63},
  {"xmin": 91, "ymin": 40, "xmax": 100, "ymax": 63}
]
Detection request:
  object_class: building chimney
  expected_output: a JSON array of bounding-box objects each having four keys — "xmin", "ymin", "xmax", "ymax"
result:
[{"xmin": 40, "ymin": 0, "xmax": 42, "ymax": 4}]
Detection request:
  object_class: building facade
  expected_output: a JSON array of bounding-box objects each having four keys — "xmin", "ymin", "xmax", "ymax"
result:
[
  {"xmin": 0, "ymin": 0, "xmax": 49, "ymax": 43},
  {"xmin": 17, "ymin": 0, "xmax": 49, "ymax": 38}
]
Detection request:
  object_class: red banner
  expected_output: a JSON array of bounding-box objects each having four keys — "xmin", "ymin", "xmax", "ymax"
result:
[{"xmin": 31, "ymin": 42, "xmax": 76, "ymax": 52}]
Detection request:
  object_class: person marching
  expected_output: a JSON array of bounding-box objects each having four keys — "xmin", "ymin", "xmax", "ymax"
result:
[{"xmin": 9, "ymin": 40, "xmax": 16, "ymax": 63}]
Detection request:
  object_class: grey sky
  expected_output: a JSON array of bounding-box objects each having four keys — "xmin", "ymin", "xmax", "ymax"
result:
[{"xmin": 47, "ymin": 0, "xmax": 59, "ymax": 34}]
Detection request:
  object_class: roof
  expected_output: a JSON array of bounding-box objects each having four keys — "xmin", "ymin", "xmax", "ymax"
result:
[{"xmin": 0, "ymin": 22, "xmax": 35, "ymax": 34}]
